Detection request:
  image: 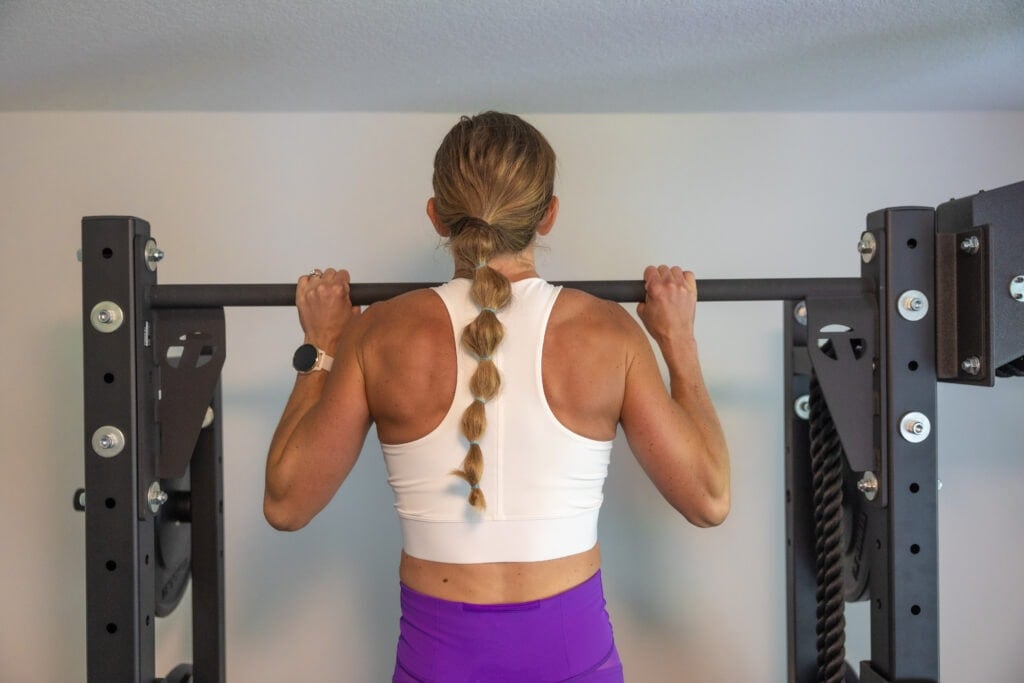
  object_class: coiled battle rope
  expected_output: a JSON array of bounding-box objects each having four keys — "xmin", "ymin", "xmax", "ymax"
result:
[
  {"xmin": 809, "ymin": 376, "xmax": 847, "ymax": 683},
  {"xmin": 995, "ymin": 356, "xmax": 1024, "ymax": 378}
]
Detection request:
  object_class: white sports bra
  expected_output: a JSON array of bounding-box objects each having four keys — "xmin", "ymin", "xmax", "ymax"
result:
[{"xmin": 380, "ymin": 278, "xmax": 614, "ymax": 564}]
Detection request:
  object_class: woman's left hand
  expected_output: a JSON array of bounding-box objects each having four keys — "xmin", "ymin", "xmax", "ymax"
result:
[{"xmin": 296, "ymin": 268, "xmax": 361, "ymax": 350}]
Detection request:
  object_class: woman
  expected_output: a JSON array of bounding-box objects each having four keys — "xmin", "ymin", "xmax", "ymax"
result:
[{"xmin": 265, "ymin": 112, "xmax": 730, "ymax": 682}]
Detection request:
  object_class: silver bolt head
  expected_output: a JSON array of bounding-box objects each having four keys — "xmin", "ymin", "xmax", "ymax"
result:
[
  {"xmin": 900, "ymin": 411, "xmax": 931, "ymax": 443},
  {"xmin": 857, "ymin": 471, "xmax": 879, "ymax": 501},
  {"xmin": 858, "ymin": 232, "xmax": 877, "ymax": 263},
  {"xmin": 793, "ymin": 301, "xmax": 807, "ymax": 326},
  {"xmin": 959, "ymin": 236, "xmax": 980, "ymax": 254},
  {"xmin": 794, "ymin": 394, "xmax": 810, "ymax": 420},
  {"xmin": 90, "ymin": 301, "xmax": 125, "ymax": 333},
  {"xmin": 897, "ymin": 290, "xmax": 928, "ymax": 321},
  {"xmin": 147, "ymin": 482, "xmax": 167, "ymax": 513},
  {"xmin": 144, "ymin": 239, "xmax": 163, "ymax": 271},
  {"xmin": 961, "ymin": 356, "xmax": 981, "ymax": 375},
  {"xmin": 91, "ymin": 425, "xmax": 125, "ymax": 457}
]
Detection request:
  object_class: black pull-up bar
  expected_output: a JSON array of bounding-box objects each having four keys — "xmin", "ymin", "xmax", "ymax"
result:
[{"xmin": 149, "ymin": 277, "xmax": 864, "ymax": 308}]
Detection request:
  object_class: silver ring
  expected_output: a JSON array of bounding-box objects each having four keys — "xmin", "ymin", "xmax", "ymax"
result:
[{"xmin": 309, "ymin": 268, "xmax": 323, "ymax": 277}]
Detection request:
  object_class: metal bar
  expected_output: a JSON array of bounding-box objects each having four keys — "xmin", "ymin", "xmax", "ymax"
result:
[
  {"xmin": 862, "ymin": 207, "xmax": 940, "ymax": 681},
  {"xmin": 191, "ymin": 383, "xmax": 226, "ymax": 682},
  {"xmin": 783, "ymin": 301, "xmax": 819, "ymax": 683},
  {"xmin": 149, "ymin": 277, "xmax": 863, "ymax": 308},
  {"xmin": 82, "ymin": 216, "xmax": 157, "ymax": 682}
]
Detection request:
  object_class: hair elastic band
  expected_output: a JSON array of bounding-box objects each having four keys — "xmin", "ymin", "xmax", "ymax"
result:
[
  {"xmin": 474, "ymin": 396, "xmax": 487, "ymax": 404},
  {"xmin": 468, "ymin": 440, "xmax": 480, "ymax": 446},
  {"xmin": 474, "ymin": 262, "xmax": 488, "ymax": 270},
  {"xmin": 471, "ymin": 483, "xmax": 481, "ymax": 490},
  {"xmin": 481, "ymin": 307, "xmax": 497, "ymax": 314},
  {"xmin": 477, "ymin": 355, "xmax": 492, "ymax": 362}
]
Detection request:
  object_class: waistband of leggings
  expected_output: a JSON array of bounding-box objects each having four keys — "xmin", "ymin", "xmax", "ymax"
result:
[{"xmin": 399, "ymin": 568, "xmax": 604, "ymax": 612}]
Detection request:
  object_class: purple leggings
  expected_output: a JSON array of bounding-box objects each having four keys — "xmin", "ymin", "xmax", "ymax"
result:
[{"xmin": 393, "ymin": 570, "xmax": 624, "ymax": 682}]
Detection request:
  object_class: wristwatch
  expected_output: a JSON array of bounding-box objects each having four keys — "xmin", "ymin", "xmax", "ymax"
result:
[{"xmin": 292, "ymin": 343, "xmax": 334, "ymax": 374}]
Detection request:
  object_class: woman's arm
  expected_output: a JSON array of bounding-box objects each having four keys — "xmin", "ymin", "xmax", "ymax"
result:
[
  {"xmin": 264, "ymin": 269, "xmax": 372, "ymax": 531},
  {"xmin": 619, "ymin": 265, "xmax": 731, "ymax": 527}
]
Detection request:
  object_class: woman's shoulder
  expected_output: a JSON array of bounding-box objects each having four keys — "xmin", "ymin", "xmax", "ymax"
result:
[
  {"xmin": 358, "ymin": 287, "xmax": 449, "ymax": 338},
  {"xmin": 552, "ymin": 286, "xmax": 645, "ymax": 341}
]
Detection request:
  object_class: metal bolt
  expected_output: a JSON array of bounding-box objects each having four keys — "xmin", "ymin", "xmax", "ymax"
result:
[
  {"xmin": 897, "ymin": 290, "xmax": 928, "ymax": 321},
  {"xmin": 794, "ymin": 394, "xmax": 810, "ymax": 420},
  {"xmin": 900, "ymin": 411, "xmax": 931, "ymax": 443},
  {"xmin": 959, "ymin": 236, "xmax": 980, "ymax": 254},
  {"xmin": 858, "ymin": 232, "xmax": 877, "ymax": 263},
  {"xmin": 91, "ymin": 426, "xmax": 125, "ymax": 457},
  {"xmin": 202, "ymin": 406, "xmax": 215, "ymax": 429},
  {"xmin": 76, "ymin": 248, "xmax": 83, "ymax": 262},
  {"xmin": 961, "ymin": 356, "xmax": 981, "ymax": 375},
  {"xmin": 90, "ymin": 301, "xmax": 124, "ymax": 333},
  {"xmin": 144, "ymin": 239, "xmax": 163, "ymax": 271},
  {"xmin": 148, "ymin": 482, "xmax": 168, "ymax": 513},
  {"xmin": 857, "ymin": 471, "xmax": 878, "ymax": 501},
  {"xmin": 1012, "ymin": 275, "xmax": 1024, "ymax": 302},
  {"xmin": 793, "ymin": 301, "xmax": 807, "ymax": 326}
]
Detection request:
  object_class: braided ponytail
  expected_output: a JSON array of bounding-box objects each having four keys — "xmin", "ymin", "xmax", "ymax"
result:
[
  {"xmin": 448, "ymin": 220, "xmax": 512, "ymax": 509},
  {"xmin": 432, "ymin": 112, "xmax": 556, "ymax": 510}
]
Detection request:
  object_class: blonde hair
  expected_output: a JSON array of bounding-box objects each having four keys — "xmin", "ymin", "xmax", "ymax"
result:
[{"xmin": 433, "ymin": 112, "xmax": 556, "ymax": 510}]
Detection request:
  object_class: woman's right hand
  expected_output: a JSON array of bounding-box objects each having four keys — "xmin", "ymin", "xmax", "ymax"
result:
[
  {"xmin": 296, "ymin": 268, "xmax": 361, "ymax": 351},
  {"xmin": 636, "ymin": 265, "xmax": 698, "ymax": 347}
]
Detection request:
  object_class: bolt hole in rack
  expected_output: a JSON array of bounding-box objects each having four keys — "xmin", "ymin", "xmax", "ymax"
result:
[{"xmin": 77, "ymin": 181, "xmax": 1023, "ymax": 683}]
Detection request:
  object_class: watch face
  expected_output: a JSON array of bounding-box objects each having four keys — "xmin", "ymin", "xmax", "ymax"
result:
[{"xmin": 292, "ymin": 343, "xmax": 318, "ymax": 372}]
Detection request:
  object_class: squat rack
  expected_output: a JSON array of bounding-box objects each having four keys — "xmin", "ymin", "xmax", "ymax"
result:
[{"xmin": 77, "ymin": 180, "xmax": 1024, "ymax": 682}]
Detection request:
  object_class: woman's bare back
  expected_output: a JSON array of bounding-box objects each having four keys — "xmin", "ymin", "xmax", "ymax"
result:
[{"xmin": 357, "ymin": 283, "xmax": 639, "ymax": 602}]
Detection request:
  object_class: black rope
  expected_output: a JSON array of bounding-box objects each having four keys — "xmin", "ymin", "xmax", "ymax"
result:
[
  {"xmin": 809, "ymin": 376, "xmax": 848, "ymax": 683},
  {"xmin": 996, "ymin": 355, "xmax": 1024, "ymax": 378}
]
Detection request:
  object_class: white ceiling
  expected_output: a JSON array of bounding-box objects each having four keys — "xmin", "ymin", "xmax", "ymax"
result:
[{"xmin": 2, "ymin": 0, "xmax": 1023, "ymax": 112}]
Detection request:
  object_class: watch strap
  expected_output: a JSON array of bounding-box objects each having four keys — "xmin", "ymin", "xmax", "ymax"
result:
[{"xmin": 317, "ymin": 351, "xmax": 334, "ymax": 372}]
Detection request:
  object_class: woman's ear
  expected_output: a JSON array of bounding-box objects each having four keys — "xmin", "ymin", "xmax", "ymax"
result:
[
  {"xmin": 427, "ymin": 197, "xmax": 450, "ymax": 237},
  {"xmin": 537, "ymin": 196, "xmax": 559, "ymax": 236}
]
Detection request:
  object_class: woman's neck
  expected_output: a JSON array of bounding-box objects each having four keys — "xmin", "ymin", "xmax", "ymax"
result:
[{"xmin": 453, "ymin": 247, "xmax": 540, "ymax": 282}]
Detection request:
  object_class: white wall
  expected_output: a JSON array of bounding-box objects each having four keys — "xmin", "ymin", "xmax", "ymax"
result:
[{"xmin": 1, "ymin": 112, "xmax": 1022, "ymax": 682}]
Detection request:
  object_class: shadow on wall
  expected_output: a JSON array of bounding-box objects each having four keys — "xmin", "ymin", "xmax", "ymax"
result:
[
  {"xmin": 44, "ymin": 322, "xmax": 89, "ymax": 682},
  {"xmin": 596, "ymin": 315, "xmax": 789, "ymax": 680},
  {"xmin": 220, "ymin": 379, "xmax": 402, "ymax": 681},
  {"xmin": 601, "ymin": 427, "xmax": 762, "ymax": 681}
]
